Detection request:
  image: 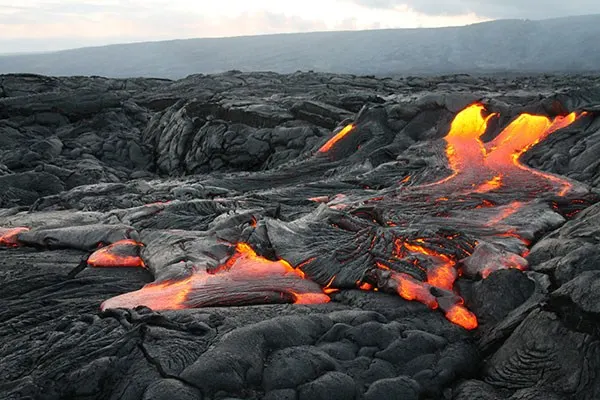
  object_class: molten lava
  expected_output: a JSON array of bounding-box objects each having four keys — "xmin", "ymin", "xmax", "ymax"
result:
[
  {"xmin": 101, "ymin": 243, "xmax": 330, "ymax": 311},
  {"xmin": 474, "ymin": 175, "xmax": 503, "ymax": 193},
  {"xmin": 0, "ymin": 227, "xmax": 29, "ymax": 247},
  {"xmin": 356, "ymin": 104, "xmax": 581, "ymax": 330},
  {"xmin": 87, "ymin": 239, "xmax": 145, "ymax": 268},
  {"xmin": 100, "ymin": 103, "xmax": 584, "ymax": 332},
  {"xmin": 402, "ymin": 241, "xmax": 457, "ymax": 290},
  {"xmin": 439, "ymin": 104, "xmax": 582, "ymax": 198},
  {"xmin": 430, "ymin": 103, "xmax": 496, "ymax": 186},
  {"xmin": 445, "ymin": 304, "xmax": 478, "ymax": 330},
  {"xmin": 318, "ymin": 124, "xmax": 355, "ymax": 153},
  {"xmin": 485, "ymin": 201, "xmax": 524, "ymax": 226},
  {"xmin": 389, "ymin": 271, "xmax": 438, "ymax": 309}
]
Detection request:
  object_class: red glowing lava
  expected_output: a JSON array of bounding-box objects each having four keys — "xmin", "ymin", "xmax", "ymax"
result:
[
  {"xmin": 389, "ymin": 271, "xmax": 438, "ymax": 309},
  {"xmin": 402, "ymin": 242, "xmax": 457, "ymax": 290},
  {"xmin": 318, "ymin": 124, "xmax": 355, "ymax": 153},
  {"xmin": 101, "ymin": 243, "xmax": 330, "ymax": 311},
  {"xmin": 87, "ymin": 239, "xmax": 145, "ymax": 268},
  {"xmin": 445, "ymin": 304, "xmax": 478, "ymax": 330},
  {"xmin": 0, "ymin": 227, "xmax": 29, "ymax": 247}
]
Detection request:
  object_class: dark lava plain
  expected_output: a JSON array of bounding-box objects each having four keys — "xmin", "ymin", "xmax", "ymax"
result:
[{"xmin": 1, "ymin": 72, "xmax": 600, "ymax": 400}]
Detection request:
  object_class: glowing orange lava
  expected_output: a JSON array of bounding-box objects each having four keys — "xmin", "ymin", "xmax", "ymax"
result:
[
  {"xmin": 101, "ymin": 243, "xmax": 330, "ymax": 311},
  {"xmin": 487, "ymin": 112, "xmax": 579, "ymax": 196},
  {"xmin": 485, "ymin": 201, "xmax": 524, "ymax": 226},
  {"xmin": 403, "ymin": 242, "xmax": 457, "ymax": 290},
  {"xmin": 474, "ymin": 175, "xmax": 503, "ymax": 193},
  {"xmin": 426, "ymin": 104, "xmax": 582, "ymax": 199},
  {"xmin": 101, "ymin": 104, "xmax": 584, "ymax": 332},
  {"xmin": 445, "ymin": 304, "xmax": 478, "ymax": 330},
  {"xmin": 480, "ymin": 252, "xmax": 527, "ymax": 279},
  {"xmin": 435, "ymin": 104, "xmax": 496, "ymax": 185},
  {"xmin": 390, "ymin": 271, "xmax": 438, "ymax": 309},
  {"xmin": 0, "ymin": 227, "xmax": 29, "ymax": 247},
  {"xmin": 318, "ymin": 124, "xmax": 355, "ymax": 153},
  {"xmin": 87, "ymin": 239, "xmax": 145, "ymax": 268},
  {"xmin": 370, "ymin": 105, "xmax": 582, "ymax": 330}
]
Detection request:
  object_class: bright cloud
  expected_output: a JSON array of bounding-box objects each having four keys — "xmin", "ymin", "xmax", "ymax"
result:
[{"xmin": 0, "ymin": 0, "xmax": 496, "ymax": 53}]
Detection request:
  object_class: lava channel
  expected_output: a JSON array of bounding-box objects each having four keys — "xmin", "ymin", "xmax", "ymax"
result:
[{"xmin": 437, "ymin": 103, "xmax": 582, "ymax": 197}]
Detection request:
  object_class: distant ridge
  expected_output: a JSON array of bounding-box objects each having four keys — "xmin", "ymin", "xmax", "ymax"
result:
[{"xmin": 1, "ymin": 15, "xmax": 599, "ymax": 79}]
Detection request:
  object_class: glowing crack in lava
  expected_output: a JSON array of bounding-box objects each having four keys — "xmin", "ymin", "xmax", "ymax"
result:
[
  {"xmin": 0, "ymin": 227, "xmax": 29, "ymax": 247},
  {"xmin": 97, "ymin": 103, "xmax": 584, "ymax": 331},
  {"xmin": 87, "ymin": 239, "xmax": 145, "ymax": 268},
  {"xmin": 318, "ymin": 124, "xmax": 355, "ymax": 153},
  {"xmin": 100, "ymin": 243, "xmax": 330, "ymax": 311}
]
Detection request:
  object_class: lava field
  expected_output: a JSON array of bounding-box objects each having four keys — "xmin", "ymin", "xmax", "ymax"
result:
[{"xmin": 1, "ymin": 72, "xmax": 600, "ymax": 400}]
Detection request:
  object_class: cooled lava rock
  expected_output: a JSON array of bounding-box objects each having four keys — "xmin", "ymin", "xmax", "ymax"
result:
[{"xmin": 1, "ymin": 71, "xmax": 600, "ymax": 400}]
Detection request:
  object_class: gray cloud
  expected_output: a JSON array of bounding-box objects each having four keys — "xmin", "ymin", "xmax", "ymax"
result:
[{"xmin": 349, "ymin": 0, "xmax": 600, "ymax": 19}]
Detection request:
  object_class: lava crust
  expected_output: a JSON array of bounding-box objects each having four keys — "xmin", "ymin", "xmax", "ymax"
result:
[{"xmin": 1, "ymin": 72, "xmax": 600, "ymax": 400}]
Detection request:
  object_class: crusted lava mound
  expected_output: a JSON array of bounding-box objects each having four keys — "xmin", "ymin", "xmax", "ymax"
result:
[{"xmin": 2, "ymin": 72, "xmax": 600, "ymax": 400}]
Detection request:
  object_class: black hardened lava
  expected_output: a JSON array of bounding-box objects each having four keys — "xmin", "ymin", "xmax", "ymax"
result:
[{"xmin": 1, "ymin": 72, "xmax": 600, "ymax": 400}]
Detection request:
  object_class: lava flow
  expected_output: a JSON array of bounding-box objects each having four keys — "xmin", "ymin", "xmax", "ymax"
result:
[
  {"xmin": 318, "ymin": 124, "xmax": 355, "ymax": 153},
  {"xmin": 0, "ymin": 227, "xmax": 29, "ymax": 247},
  {"xmin": 87, "ymin": 239, "xmax": 145, "ymax": 268},
  {"xmin": 96, "ymin": 103, "xmax": 584, "ymax": 332},
  {"xmin": 438, "ymin": 103, "xmax": 582, "ymax": 197},
  {"xmin": 100, "ymin": 243, "xmax": 330, "ymax": 311},
  {"xmin": 349, "ymin": 104, "xmax": 583, "ymax": 330}
]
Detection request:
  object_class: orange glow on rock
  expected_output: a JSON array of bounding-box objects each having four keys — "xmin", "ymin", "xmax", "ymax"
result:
[
  {"xmin": 101, "ymin": 242, "xmax": 329, "ymax": 311},
  {"xmin": 445, "ymin": 304, "xmax": 478, "ymax": 330},
  {"xmin": 390, "ymin": 271, "xmax": 438, "ymax": 310},
  {"xmin": 87, "ymin": 239, "xmax": 145, "ymax": 268},
  {"xmin": 427, "ymin": 263, "xmax": 458, "ymax": 291},
  {"xmin": 292, "ymin": 292, "xmax": 333, "ymax": 304},
  {"xmin": 323, "ymin": 276, "xmax": 340, "ymax": 294},
  {"xmin": 308, "ymin": 196, "xmax": 330, "ymax": 203},
  {"xmin": 485, "ymin": 201, "xmax": 524, "ymax": 226},
  {"xmin": 474, "ymin": 175, "xmax": 503, "ymax": 193},
  {"xmin": 403, "ymin": 242, "xmax": 457, "ymax": 290},
  {"xmin": 480, "ymin": 252, "xmax": 527, "ymax": 279},
  {"xmin": 318, "ymin": 124, "xmax": 355, "ymax": 153},
  {"xmin": 0, "ymin": 227, "xmax": 29, "ymax": 247}
]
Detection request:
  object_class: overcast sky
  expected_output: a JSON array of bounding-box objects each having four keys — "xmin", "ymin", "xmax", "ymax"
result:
[{"xmin": 1, "ymin": 0, "xmax": 598, "ymax": 54}]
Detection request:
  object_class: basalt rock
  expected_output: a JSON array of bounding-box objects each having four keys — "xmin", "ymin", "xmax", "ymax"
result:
[{"xmin": 1, "ymin": 71, "xmax": 600, "ymax": 400}]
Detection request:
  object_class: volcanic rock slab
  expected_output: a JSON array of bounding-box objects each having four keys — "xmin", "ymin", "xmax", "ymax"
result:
[{"xmin": 1, "ymin": 72, "xmax": 600, "ymax": 400}]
